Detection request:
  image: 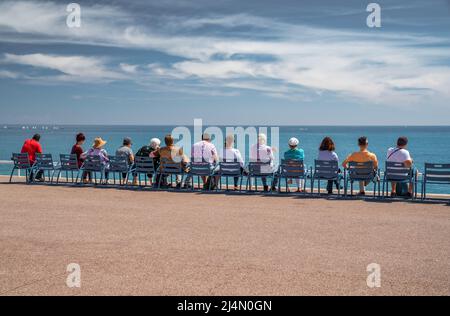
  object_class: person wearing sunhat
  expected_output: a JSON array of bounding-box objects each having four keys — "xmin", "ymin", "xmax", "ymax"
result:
[{"xmin": 82, "ymin": 137, "xmax": 110, "ymax": 184}]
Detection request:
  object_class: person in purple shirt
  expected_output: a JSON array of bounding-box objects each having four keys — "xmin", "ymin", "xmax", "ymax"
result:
[{"xmin": 318, "ymin": 137, "xmax": 340, "ymax": 194}]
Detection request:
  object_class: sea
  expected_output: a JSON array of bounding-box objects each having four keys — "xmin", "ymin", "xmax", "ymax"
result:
[{"xmin": 1, "ymin": 125, "xmax": 449, "ymax": 193}]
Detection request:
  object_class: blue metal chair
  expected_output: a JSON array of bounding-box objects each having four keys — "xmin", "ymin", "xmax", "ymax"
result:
[
  {"xmin": 345, "ymin": 161, "xmax": 380, "ymax": 197},
  {"xmin": 245, "ymin": 162, "xmax": 275, "ymax": 192},
  {"xmin": 108, "ymin": 155, "xmax": 132, "ymax": 185},
  {"xmin": 79, "ymin": 156, "xmax": 105, "ymax": 185},
  {"xmin": 55, "ymin": 154, "xmax": 80, "ymax": 184},
  {"xmin": 9, "ymin": 153, "xmax": 32, "ymax": 183},
  {"xmin": 421, "ymin": 163, "xmax": 450, "ymax": 200},
  {"xmin": 188, "ymin": 161, "xmax": 215, "ymax": 191},
  {"xmin": 157, "ymin": 158, "xmax": 185, "ymax": 189},
  {"xmin": 311, "ymin": 160, "xmax": 342, "ymax": 196},
  {"xmin": 382, "ymin": 161, "xmax": 416, "ymax": 199},
  {"xmin": 276, "ymin": 159, "xmax": 307, "ymax": 193},
  {"xmin": 134, "ymin": 156, "xmax": 156, "ymax": 187},
  {"xmin": 216, "ymin": 161, "xmax": 244, "ymax": 191},
  {"xmin": 31, "ymin": 153, "xmax": 57, "ymax": 183}
]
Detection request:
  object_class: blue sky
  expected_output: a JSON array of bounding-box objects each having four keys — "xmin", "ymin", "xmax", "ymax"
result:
[{"xmin": 0, "ymin": 0, "xmax": 449, "ymax": 125}]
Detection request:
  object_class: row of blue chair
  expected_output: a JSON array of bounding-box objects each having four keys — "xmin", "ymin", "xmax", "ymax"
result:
[{"xmin": 8, "ymin": 153, "xmax": 450, "ymax": 199}]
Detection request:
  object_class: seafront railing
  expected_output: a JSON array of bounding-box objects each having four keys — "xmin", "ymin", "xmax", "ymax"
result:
[{"xmin": 0, "ymin": 160, "xmax": 16, "ymax": 175}]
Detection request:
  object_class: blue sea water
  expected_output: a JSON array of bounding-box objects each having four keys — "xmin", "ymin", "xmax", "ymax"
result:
[{"xmin": 1, "ymin": 125, "xmax": 449, "ymax": 193}]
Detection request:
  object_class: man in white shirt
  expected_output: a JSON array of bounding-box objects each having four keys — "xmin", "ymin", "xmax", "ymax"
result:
[
  {"xmin": 386, "ymin": 136, "xmax": 414, "ymax": 197},
  {"xmin": 191, "ymin": 133, "xmax": 219, "ymax": 164},
  {"xmin": 190, "ymin": 133, "xmax": 220, "ymax": 189},
  {"xmin": 249, "ymin": 133, "xmax": 275, "ymax": 191}
]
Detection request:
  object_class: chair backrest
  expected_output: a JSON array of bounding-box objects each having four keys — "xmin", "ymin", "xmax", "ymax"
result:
[
  {"xmin": 347, "ymin": 161, "xmax": 375, "ymax": 181},
  {"xmin": 279, "ymin": 159, "xmax": 306, "ymax": 177},
  {"xmin": 424, "ymin": 163, "xmax": 450, "ymax": 183},
  {"xmin": 134, "ymin": 156, "xmax": 155, "ymax": 174},
  {"xmin": 314, "ymin": 160, "xmax": 339, "ymax": 179},
  {"xmin": 59, "ymin": 154, "xmax": 79, "ymax": 171},
  {"xmin": 189, "ymin": 162, "xmax": 212, "ymax": 176},
  {"xmin": 81, "ymin": 156, "xmax": 103, "ymax": 172},
  {"xmin": 34, "ymin": 153, "xmax": 54, "ymax": 169},
  {"xmin": 159, "ymin": 158, "xmax": 182, "ymax": 174},
  {"xmin": 384, "ymin": 161, "xmax": 412, "ymax": 181},
  {"xmin": 248, "ymin": 161, "xmax": 273, "ymax": 176},
  {"xmin": 11, "ymin": 153, "xmax": 31, "ymax": 169},
  {"xmin": 109, "ymin": 155, "xmax": 130, "ymax": 173},
  {"xmin": 218, "ymin": 161, "xmax": 242, "ymax": 176}
]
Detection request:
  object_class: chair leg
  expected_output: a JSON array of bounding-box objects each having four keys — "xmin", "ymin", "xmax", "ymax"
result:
[{"xmin": 9, "ymin": 167, "xmax": 16, "ymax": 183}]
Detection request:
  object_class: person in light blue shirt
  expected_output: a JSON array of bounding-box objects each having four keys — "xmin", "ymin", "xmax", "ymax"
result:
[
  {"xmin": 279, "ymin": 137, "xmax": 305, "ymax": 192},
  {"xmin": 284, "ymin": 137, "xmax": 305, "ymax": 161}
]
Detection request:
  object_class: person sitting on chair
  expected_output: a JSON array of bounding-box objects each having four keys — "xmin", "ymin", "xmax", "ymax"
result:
[
  {"xmin": 386, "ymin": 136, "xmax": 414, "ymax": 198},
  {"xmin": 21, "ymin": 133, "xmax": 43, "ymax": 181},
  {"xmin": 249, "ymin": 133, "xmax": 275, "ymax": 192},
  {"xmin": 223, "ymin": 134, "xmax": 245, "ymax": 190},
  {"xmin": 190, "ymin": 133, "xmax": 220, "ymax": 190},
  {"xmin": 282, "ymin": 137, "xmax": 305, "ymax": 192},
  {"xmin": 116, "ymin": 137, "xmax": 137, "ymax": 185},
  {"xmin": 342, "ymin": 136, "xmax": 378, "ymax": 196},
  {"xmin": 82, "ymin": 137, "xmax": 110, "ymax": 184},
  {"xmin": 318, "ymin": 137, "xmax": 340, "ymax": 195},
  {"xmin": 154, "ymin": 134, "xmax": 189, "ymax": 188}
]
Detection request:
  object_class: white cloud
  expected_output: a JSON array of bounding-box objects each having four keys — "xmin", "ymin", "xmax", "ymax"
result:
[
  {"xmin": 3, "ymin": 53, "xmax": 124, "ymax": 82},
  {"xmin": 119, "ymin": 63, "xmax": 138, "ymax": 73},
  {"xmin": 1, "ymin": 1, "xmax": 450, "ymax": 103},
  {"xmin": 0, "ymin": 70, "xmax": 20, "ymax": 79}
]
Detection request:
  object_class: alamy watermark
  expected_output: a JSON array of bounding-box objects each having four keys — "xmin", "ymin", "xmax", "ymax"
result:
[
  {"xmin": 366, "ymin": 263, "xmax": 381, "ymax": 288},
  {"xmin": 366, "ymin": 3, "xmax": 381, "ymax": 28},
  {"xmin": 66, "ymin": 3, "xmax": 81, "ymax": 28},
  {"xmin": 66, "ymin": 263, "xmax": 81, "ymax": 288}
]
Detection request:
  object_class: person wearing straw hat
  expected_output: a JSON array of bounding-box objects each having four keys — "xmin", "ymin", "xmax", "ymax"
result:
[{"xmin": 82, "ymin": 137, "xmax": 110, "ymax": 184}]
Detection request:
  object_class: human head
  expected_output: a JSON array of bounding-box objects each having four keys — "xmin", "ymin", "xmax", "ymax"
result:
[
  {"xmin": 93, "ymin": 137, "xmax": 107, "ymax": 149},
  {"xmin": 319, "ymin": 137, "xmax": 335, "ymax": 152},
  {"xmin": 202, "ymin": 133, "xmax": 211, "ymax": 142},
  {"xmin": 258, "ymin": 133, "xmax": 267, "ymax": 145},
  {"xmin": 358, "ymin": 136, "xmax": 368, "ymax": 150},
  {"xmin": 123, "ymin": 137, "xmax": 132, "ymax": 147},
  {"xmin": 150, "ymin": 138, "xmax": 161, "ymax": 149},
  {"xmin": 225, "ymin": 134, "xmax": 234, "ymax": 148},
  {"xmin": 288, "ymin": 137, "xmax": 299, "ymax": 149},
  {"xmin": 76, "ymin": 133, "xmax": 85, "ymax": 144},
  {"xmin": 164, "ymin": 134, "xmax": 174, "ymax": 146},
  {"xmin": 32, "ymin": 134, "xmax": 41, "ymax": 142},
  {"xmin": 397, "ymin": 136, "xmax": 408, "ymax": 148}
]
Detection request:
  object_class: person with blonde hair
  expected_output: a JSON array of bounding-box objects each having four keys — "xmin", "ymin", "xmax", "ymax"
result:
[
  {"xmin": 223, "ymin": 134, "xmax": 245, "ymax": 190},
  {"xmin": 249, "ymin": 133, "xmax": 275, "ymax": 191}
]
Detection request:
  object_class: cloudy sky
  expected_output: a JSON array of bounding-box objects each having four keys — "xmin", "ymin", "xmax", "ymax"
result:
[{"xmin": 0, "ymin": 0, "xmax": 449, "ymax": 125}]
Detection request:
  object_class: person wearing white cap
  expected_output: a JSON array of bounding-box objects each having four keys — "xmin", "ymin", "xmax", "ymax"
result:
[{"xmin": 282, "ymin": 137, "xmax": 305, "ymax": 192}]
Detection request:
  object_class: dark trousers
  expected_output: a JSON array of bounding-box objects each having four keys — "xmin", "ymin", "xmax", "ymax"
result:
[
  {"xmin": 327, "ymin": 180, "xmax": 339, "ymax": 192},
  {"xmin": 29, "ymin": 169, "xmax": 44, "ymax": 181}
]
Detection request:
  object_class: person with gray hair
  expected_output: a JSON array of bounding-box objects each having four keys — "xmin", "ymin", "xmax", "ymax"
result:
[
  {"xmin": 134, "ymin": 137, "xmax": 161, "ymax": 184},
  {"xmin": 249, "ymin": 133, "xmax": 275, "ymax": 192},
  {"xmin": 116, "ymin": 137, "xmax": 137, "ymax": 184}
]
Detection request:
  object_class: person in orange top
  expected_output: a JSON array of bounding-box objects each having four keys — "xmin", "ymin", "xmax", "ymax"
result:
[{"xmin": 342, "ymin": 136, "xmax": 378, "ymax": 195}]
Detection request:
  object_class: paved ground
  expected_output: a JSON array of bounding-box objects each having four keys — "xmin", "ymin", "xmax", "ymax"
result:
[{"xmin": 0, "ymin": 180, "xmax": 449, "ymax": 296}]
